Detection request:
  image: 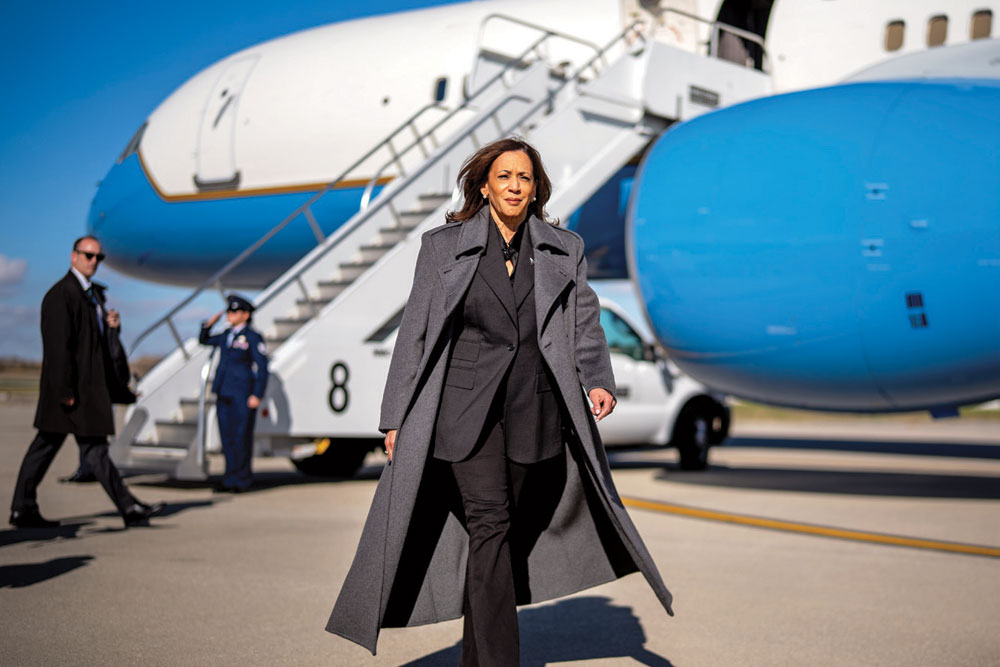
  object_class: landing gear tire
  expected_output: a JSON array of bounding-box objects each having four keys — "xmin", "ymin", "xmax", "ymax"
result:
[
  {"xmin": 673, "ymin": 398, "xmax": 730, "ymax": 471},
  {"xmin": 291, "ymin": 439, "xmax": 375, "ymax": 478}
]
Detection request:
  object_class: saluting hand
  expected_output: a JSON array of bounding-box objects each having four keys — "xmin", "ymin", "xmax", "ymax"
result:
[
  {"xmin": 206, "ymin": 311, "xmax": 223, "ymax": 327},
  {"xmin": 588, "ymin": 388, "xmax": 616, "ymax": 422},
  {"xmin": 385, "ymin": 429, "xmax": 397, "ymax": 463}
]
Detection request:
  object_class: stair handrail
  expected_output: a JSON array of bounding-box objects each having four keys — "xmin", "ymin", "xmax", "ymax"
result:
[
  {"xmin": 264, "ymin": 18, "xmax": 656, "ymax": 317},
  {"xmin": 191, "ymin": 346, "xmax": 217, "ymax": 476},
  {"xmin": 465, "ymin": 13, "xmax": 606, "ymax": 98},
  {"xmin": 357, "ymin": 27, "xmax": 568, "ymax": 211},
  {"xmin": 128, "ymin": 101, "xmax": 447, "ymax": 358},
  {"xmin": 656, "ymin": 6, "xmax": 770, "ymax": 72},
  {"xmin": 128, "ymin": 23, "xmax": 605, "ymax": 361},
  {"xmin": 361, "ymin": 15, "xmax": 652, "ymax": 214}
]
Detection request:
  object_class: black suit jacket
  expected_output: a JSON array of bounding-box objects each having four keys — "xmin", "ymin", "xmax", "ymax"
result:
[
  {"xmin": 33, "ymin": 271, "xmax": 134, "ymax": 437},
  {"xmin": 434, "ymin": 219, "xmax": 562, "ymax": 463}
]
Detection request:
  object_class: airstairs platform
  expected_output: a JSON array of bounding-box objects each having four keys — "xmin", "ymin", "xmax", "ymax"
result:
[{"xmin": 111, "ymin": 9, "xmax": 769, "ymax": 479}]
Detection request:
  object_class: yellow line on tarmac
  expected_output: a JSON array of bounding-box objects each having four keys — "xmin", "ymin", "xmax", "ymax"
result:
[{"xmin": 621, "ymin": 496, "xmax": 1000, "ymax": 558}]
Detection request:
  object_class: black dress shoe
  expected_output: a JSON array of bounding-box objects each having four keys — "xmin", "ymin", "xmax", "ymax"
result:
[
  {"xmin": 59, "ymin": 470, "xmax": 98, "ymax": 483},
  {"xmin": 122, "ymin": 502, "xmax": 165, "ymax": 528},
  {"xmin": 10, "ymin": 509, "xmax": 60, "ymax": 528}
]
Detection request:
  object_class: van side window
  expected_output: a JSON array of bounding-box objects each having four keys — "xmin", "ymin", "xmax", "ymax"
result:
[
  {"xmin": 600, "ymin": 308, "xmax": 644, "ymax": 361},
  {"xmin": 884, "ymin": 20, "xmax": 905, "ymax": 51},
  {"xmin": 971, "ymin": 10, "xmax": 993, "ymax": 40},
  {"xmin": 927, "ymin": 15, "xmax": 948, "ymax": 46}
]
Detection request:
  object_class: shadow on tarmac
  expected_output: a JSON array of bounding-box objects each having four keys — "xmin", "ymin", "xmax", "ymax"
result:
[
  {"xmin": 654, "ymin": 465, "xmax": 1000, "ymax": 499},
  {"xmin": 0, "ymin": 522, "xmax": 90, "ymax": 548},
  {"xmin": 605, "ymin": 437, "xmax": 1000, "ymax": 498},
  {"xmin": 129, "ymin": 465, "xmax": 385, "ymax": 492},
  {"xmin": 402, "ymin": 596, "xmax": 674, "ymax": 666},
  {"xmin": 724, "ymin": 436, "xmax": 1000, "ymax": 460},
  {"xmin": 0, "ymin": 554, "xmax": 94, "ymax": 588}
]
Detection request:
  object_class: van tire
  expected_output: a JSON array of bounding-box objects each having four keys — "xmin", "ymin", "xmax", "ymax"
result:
[{"xmin": 673, "ymin": 398, "xmax": 729, "ymax": 470}]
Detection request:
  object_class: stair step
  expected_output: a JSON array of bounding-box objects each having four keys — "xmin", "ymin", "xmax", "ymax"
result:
[
  {"xmin": 265, "ymin": 334, "xmax": 289, "ymax": 348},
  {"xmin": 316, "ymin": 279, "xmax": 352, "ymax": 300},
  {"xmin": 273, "ymin": 316, "xmax": 310, "ymax": 338},
  {"xmin": 397, "ymin": 210, "xmax": 429, "ymax": 223},
  {"xmin": 406, "ymin": 193, "xmax": 450, "ymax": 215},
  {"xmin": 179, "ymin": 397, "xmax": 215, "ymax": 422},
  {"xmin": 338, "ymin": 261, "xmax": 375, "ymax": 281},
  {"xmin": 294, "ymin": 297, "xmax": 332, "ymax": 318},
  {"xmin": 155, "ymin": 420, "xmax": 197, "ymax": 442},
  {"xmin": 357, "ymin": 242, "xmax": 396, "ymax": 263},
  {"xmin": 377, "ymin": 225, "xmax": 418, "ymax": 244},
  {"xmin": 130, "ymin": 444, "xmax": 191, "ymax": 461}
]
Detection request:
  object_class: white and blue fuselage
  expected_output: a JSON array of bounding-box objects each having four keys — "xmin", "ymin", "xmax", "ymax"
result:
[{"xmin": 88, "ymin": 0, "xmax": 1000, "ymax": 414}]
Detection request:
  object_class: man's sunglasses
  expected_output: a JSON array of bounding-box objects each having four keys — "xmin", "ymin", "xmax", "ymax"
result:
[{"xmin": 75, "ymin": 250, "xmax": 106, "ymax": 262}]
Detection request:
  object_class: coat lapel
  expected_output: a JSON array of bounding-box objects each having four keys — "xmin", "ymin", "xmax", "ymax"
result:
[
  {"xmin": 530, "ymin": 217, "xmax": 574, "ymax": 340},
  {"xmin": 479, "ymin": 215, "xmax": 517, "ymax": 327},
  {"xmin": 439, "ymin": 212, "xmax": 486, "ymax": 323},
  {"xmin": 512, "ymin": 222, "xmax": 534, "ymax": 311}
]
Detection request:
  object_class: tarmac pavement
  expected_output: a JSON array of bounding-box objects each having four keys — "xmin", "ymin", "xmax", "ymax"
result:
[{"xmin": 2, "ymin": 399, "xmax": 999, "ymax": 666}]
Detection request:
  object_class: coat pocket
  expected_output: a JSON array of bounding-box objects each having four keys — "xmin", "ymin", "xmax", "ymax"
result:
[
  {"xmin": 451, "ymin": 339, "xmax": 480, "ymax": 363},
  {"xmin": 445, "ymin": 366, "xmax": 476, "ymax": 390}
]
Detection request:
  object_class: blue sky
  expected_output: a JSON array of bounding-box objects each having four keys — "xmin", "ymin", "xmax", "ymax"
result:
[{"xmin": 0, "ymin": 0, "xmax": 464, "ymax": 360}]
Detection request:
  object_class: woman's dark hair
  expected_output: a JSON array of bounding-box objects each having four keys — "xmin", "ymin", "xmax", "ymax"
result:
[{"xmin": 446, "ymin": 137, "xmax": 556, "ymax": 225}]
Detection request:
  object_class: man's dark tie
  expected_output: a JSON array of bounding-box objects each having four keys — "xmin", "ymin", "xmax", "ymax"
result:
[{"xmin": 86, "ymin": 286, "xmax": 104, "ymax": 335}]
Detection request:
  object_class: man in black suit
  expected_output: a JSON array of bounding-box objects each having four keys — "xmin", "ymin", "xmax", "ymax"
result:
[{"xmin": 9, "ymin": 235, "xmax": 164, "ymax": 529}]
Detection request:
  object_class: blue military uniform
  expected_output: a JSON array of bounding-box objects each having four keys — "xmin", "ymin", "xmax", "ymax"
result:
[{"xmin": 200, "ymin": 295, "xmax": 269, "ymax": 491}]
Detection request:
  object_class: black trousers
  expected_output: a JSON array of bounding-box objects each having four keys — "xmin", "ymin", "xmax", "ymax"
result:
[
  {"xmin": 11, "ymin": 431, "xmax": 136, "ymax": 516},
  {"xmin": 448, "ymin": 416, "xmax": 521, "ymax": 667}
]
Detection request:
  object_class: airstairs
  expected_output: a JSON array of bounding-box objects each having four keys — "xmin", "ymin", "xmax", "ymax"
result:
[{"xmin": 111, "ymin": 9, "xmax": 769, "ymax": 479}]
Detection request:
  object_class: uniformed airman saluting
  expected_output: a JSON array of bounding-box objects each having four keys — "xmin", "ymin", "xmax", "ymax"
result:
[{"xmin": 200, "ymin": 295, "xmax": 268, "ymax": 493}]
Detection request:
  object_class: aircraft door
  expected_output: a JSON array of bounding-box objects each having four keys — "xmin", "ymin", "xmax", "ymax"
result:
[
  {"xmin": 620, "ymin": 0, "xmax": 699, "ymax": 51},
  {"xmin": 194, "ymin": 55, "xmax": 259, "ymax": 191}
]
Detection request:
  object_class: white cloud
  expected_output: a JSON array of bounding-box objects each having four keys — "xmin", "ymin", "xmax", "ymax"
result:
[
  {"xmin": 0, "ymin": 255, "xmax": 28, "ymax": 286},
  {"xmin": 0, "ymin": 303, "xmax": 41, "ymax": 359}
]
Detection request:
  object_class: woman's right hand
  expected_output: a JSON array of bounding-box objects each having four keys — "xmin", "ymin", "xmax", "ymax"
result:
[{"xmin": 385, "ymin": 429, "xmax": 397, "ymax": 462}]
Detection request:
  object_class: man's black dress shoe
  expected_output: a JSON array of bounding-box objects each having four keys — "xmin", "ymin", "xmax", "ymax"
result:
[
  {"xmin": 59, "ymin": 470, "xmax": 98, "ymax": 483},
  {"xmin": 9, "ymin": 509, "xmax": 60, "ymax": 528},
  {"xmin": 122, "ymin": 502, "xmax": 166, "ymax": 528},
  {"xmin": 213, "ymin": 483, "xmax": 247, "ymax": 493}
]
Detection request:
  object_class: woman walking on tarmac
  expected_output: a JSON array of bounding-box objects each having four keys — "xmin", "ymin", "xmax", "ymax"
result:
[{"xmin": 326, "ymin": 138, "xmax": 673, "ymax": 664}]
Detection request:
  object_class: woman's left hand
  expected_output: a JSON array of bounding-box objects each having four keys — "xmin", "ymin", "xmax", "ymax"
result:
[{"xmin": 588, "ymin": 388, "xmax": 616, "ymax": 422}]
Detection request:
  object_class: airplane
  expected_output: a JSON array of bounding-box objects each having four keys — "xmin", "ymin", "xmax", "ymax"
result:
[
  {"xmin": 85, "ymin": 0, "xmax": 1000, "ymax": 480},
  {"xmin": 91, "ymin": 0, "xmax": 999, "ymax": 288}
]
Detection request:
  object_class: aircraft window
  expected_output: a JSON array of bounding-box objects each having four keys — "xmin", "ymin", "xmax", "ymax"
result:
[
  {"xmin": 884, "ymin": 20, "xmax": 905, "ymax": 51},
  {"xmin": 434, "ymin": 77, "xmax": 447, "ymax": 103},
  {"xmin": 117, "ymin": 121, "xmax": 148, "ymax": 164},
  {"xmin": 600, "ymin": 308, "xmax": 644, "ymax": 361},
  {"xmin": 971, "ymin": 10, "xmax": 993, "ymax": 40},
  {"xmin": 927, "ymin": 15, "xmax": 948, "ymax": 46}
]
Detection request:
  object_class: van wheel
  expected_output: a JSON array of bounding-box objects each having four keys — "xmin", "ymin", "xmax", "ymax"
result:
[
  {"xmin": 673, "ymin": 398, "xmax": 729, "ymax": 471},
  {"xmin": 291, "ymin": 439, "xmax": 375, "ymax": 478}
]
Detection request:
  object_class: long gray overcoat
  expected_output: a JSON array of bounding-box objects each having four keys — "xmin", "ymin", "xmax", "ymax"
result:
[{"xmin": 326, "ymin": 210, "xmax": 673, "ymax": 654}]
